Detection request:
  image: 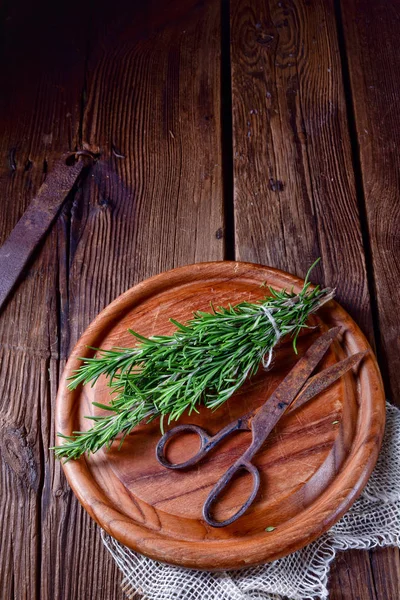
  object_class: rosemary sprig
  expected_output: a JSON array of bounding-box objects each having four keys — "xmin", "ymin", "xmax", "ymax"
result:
[{"xmin": 54, "ymin": 261, "xmax": 335, "ymax": 460}]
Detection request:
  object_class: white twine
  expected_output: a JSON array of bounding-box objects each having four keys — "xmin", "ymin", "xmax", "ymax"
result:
[
  {"xmin": 260, "ymin": 307, "xmax": 281, "ymax": 369},
  {"xmin": 101, "ymin": 402, "xmax": 400, "ymax": 600}
]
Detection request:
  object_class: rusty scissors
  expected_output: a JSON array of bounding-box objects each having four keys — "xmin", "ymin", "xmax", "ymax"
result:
[{"xmin": 156, "ymin": 327, "xmax": 366, "ymax": 527}]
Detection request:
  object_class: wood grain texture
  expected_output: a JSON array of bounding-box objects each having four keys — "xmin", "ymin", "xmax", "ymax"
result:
[
  {"xmin": 329, "ymin": 549, "xmax": 378, "ymax": 600},
  {"xmin": 0, "ymin": 2, "xmax": 119, "ymax": 598},
  {"xmin": 339, "ymin": 0, "xmax": 400, "ymax": 404},
  {"xmin": 55, "ymin": 0, "xmax": 224, "ymax": 595},
  {"xmin": 0, "ymin": 0, "xmax": 223, "ymax": 597},
  {"xmin": 335, "ymin": 2, "xmax": 400, "ymax": 596},
  {"xmin": 329, "ymin": 545, "xmax": 400, "ymax": 600},
  {"xmin": 56, "ymin": 262, "xmax": 385, "ymax": 570},
  {"xmin": 1, "ymin": 0, "xmax": 399, "ymax": 596},
  {"xmin": 230, "ymin": 0, "xmax": 372, "ymax": 337},
  {"xmin": 68, "ymin": 0, "xmax": 224, "ymax": 344},
  {"xmin": 229, "ymin": 0, "xmax": 398, "ymax": 596}
]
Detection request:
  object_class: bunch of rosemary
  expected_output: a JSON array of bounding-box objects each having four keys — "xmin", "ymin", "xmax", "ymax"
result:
[{"xmin": 55, "ymin": 263, "xmax": 334, "ymax": 460}]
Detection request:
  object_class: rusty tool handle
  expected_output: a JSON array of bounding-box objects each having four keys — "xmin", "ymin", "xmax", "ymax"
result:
[
  {"xmin": 156, "ymin": 416, "xmax": 252, "ymax": 469},
  {"xmin": 0, "ymin": 152, "xmax": 97, "ymax": 312},
  {"xmin": 156, "ymin": 424, "xmax": 212, "ymax": 469},
  {"xmin": 202, "ymin": 459, "xmax": 260, "ymax": 528}
]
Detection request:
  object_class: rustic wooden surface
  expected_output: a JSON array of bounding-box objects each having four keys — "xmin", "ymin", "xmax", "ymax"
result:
[
  {"xmin": 56, "ymin": 262, "xmax": 385, "ymax": 569},
  {"xmin": 0, "ymin": 0, "xmax": 398, "ymax": 597},
  {"xmin": 230, "ymin": 1, "xmax": 400, "ymax": 598}
]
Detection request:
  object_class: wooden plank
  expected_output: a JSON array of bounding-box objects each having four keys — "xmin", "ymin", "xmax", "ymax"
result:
[
  {"xmin": 229, "ymin": 0, "xmax": 397, "ymax": 598},
  {"xmin": 0, "ymin": 1, "xmax": 118, "ymax": 598},
  {"xmin": 329, "ymin": 550, "xmax": 378, "ymax": 600},
  {"xmin": 66, "ymin": 0, "xmax": 224, "ymax": 344},
  {"xmin": 230, "ymin": 0, "xmax": 373, "ymax": 337},
  {"xmin": 48, "ymin": 0, "xmax": 224, "ymax": 598},
  {"xmin": 1, "ymin": 0, "xmax": 223, "ymax": 596},
  {"xmin": 338, "ymin": 2, "xmax": 400, "ymax": 597},
  {"xmin": 339, "ymin": 0, "xmax": 400, "ymax": 404},
  {"xmin": 0, "ymin": 351, "xmax": 43, "ymax": 599},
  {"xmin": 331, "ymin": 547, "xmax": 400, "ymax": 600},
  {"xmin": 0, "ymin": 2, "xmax": 105, "ymax": 598}
]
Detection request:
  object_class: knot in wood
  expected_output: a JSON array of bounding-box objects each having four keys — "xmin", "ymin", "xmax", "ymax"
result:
[
  {"xmin": 255, "ymin": 30, "xmax": 275, "ymax": 46},
  {"xmin": 1, "ymin": 425, "xmax": 40, "ymax": 492}
]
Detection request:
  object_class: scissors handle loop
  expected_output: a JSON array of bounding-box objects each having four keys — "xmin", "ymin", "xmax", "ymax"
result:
[
  {"xmin": 156, "ymin": 424, "xmax": 212, "ymax": 469},
  {"xmin": 156, "ymin": 416, "xmax": 252, "ymax": 470},
  {"xmin": 203, "ymin": 460, "xmax": 260, "ymax": 527}
]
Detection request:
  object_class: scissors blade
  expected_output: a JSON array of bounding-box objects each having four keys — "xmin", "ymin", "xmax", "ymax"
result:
[
  {"xmin": 246, "ymin": 326, "xmax": 341, "ymax": 457},
  {"xmin": 290, "ymin": 350, "xmax": 367, "ymax": 412}
]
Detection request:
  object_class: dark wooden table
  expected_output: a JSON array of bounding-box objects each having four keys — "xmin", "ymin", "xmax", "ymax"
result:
[{"xmin": 1, "ymin": 0, "xmax": 399, "ymax": 598}]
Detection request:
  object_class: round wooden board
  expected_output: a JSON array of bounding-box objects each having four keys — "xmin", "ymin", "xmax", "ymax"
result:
[{"xmin": 56, "ymin": 262, "xmax": 386, "ymax": 570}]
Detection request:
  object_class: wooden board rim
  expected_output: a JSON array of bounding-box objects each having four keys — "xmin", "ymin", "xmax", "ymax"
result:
[{"xmin": 55, "ymin": 261, "xmax": 386, "ymax": 570}]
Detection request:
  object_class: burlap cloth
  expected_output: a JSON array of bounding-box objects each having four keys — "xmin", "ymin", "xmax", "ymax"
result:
[{"xmin": 102, "ymin": 402, "xmax": 400, "ymax": 599}]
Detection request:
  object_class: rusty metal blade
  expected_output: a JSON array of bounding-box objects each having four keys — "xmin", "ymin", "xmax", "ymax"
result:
[
  {"xmin": 289, "ymin": 350, "xmax": 367, "ymax": 412},
  {"xmin": 0, "ymin": 157, "xmax": 86, "ymax": 312},
  {"xmin": 247, "ymin": 327, "xmax": 341, "ymax": 456}
]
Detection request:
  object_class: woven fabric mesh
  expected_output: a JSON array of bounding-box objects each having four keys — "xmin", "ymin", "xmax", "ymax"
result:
[{"xmin": 101, "ymin": 402, "xmax": 400, "ymax": 600}]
